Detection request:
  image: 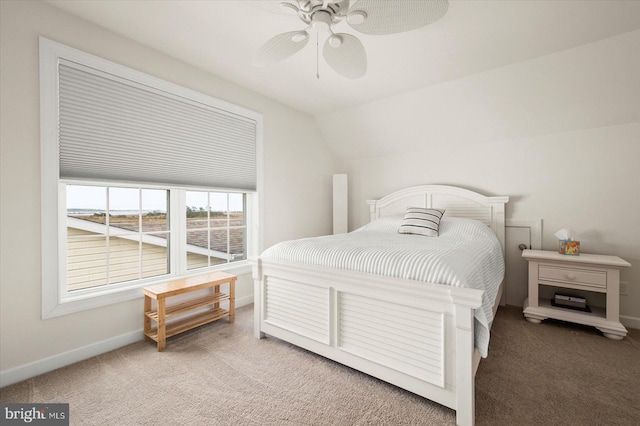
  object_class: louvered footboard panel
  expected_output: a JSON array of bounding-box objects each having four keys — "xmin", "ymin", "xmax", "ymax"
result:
[
  {"xmin": 338, "ymin": 292, "xmax": 446, "ymax": 388},
  {"xmin": 264, "ymin": 277, "xmax": 330, "ymax": 344}
]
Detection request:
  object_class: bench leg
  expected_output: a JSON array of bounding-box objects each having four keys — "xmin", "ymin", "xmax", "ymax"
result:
[
  {"xmin": 214, "ymin": 284, "xmax": 220, "ymax": 311},
  {"xmin": 143, "ymin": 295, "xmax": 152, "ymax": 342},
  {"xmin": 229, "ymin": 280, "xmax": 235, "ymax": 324},
  {"xmin": 157, "ymin": 298, "xmax": 166, "ymax": 352}
]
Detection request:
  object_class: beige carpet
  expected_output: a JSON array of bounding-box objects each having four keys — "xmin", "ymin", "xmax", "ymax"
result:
[{"xmin": 2, "ymin": 305, "xmax": 639, "ymax": 425}]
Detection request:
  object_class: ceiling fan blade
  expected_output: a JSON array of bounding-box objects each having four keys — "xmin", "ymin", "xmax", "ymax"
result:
[
  {"xmin": 323, "ymin": 33, "xmax": 367, "ymax": 79},
  {"xmin": 347, "ymin": 0, "xmax": 449, "ymax": 35},
  {"xmin": 246, "ymin": 1, "xmax": 300, "ymax": 15},
  {"xmin": 253, "ymin": 31, "xmax": 310, "ymax": 67}
]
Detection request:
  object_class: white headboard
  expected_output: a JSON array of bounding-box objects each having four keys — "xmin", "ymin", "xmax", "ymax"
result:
[{"xmin": 366, "ymin": 185, "xmax": 509, "ymax": 253}]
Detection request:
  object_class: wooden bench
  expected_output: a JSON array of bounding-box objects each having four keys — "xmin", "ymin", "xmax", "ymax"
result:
[{"xmin": 143, "ymin": 271, "xmax": 237, "ymax": 351}]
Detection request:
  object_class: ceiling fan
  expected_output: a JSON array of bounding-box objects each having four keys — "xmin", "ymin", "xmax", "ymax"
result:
[{"xmin": 252, "ymin": 0, "xmax": 449, "ymax": 79}]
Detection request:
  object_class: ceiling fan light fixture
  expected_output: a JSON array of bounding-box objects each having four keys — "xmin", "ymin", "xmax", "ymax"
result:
[
  {"xmin": 311, "ymin": 10, "xmax": 332, "ymax": 33},
  {"xmin": 346, "ymin": 10, "xmax": 367, "ymax": 26},
  {"xmin": 291, "ymin": 31, "xmax": 308, "ymax": 43},
  {"xmin": 328, "ymin": 34, "xmax": 342, "ymax": 48}
]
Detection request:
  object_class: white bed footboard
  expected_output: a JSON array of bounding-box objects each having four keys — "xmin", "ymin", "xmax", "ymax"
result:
[
  {"xmin": 253, "ymin": 259, "xmax": 483, "ymax": 425},
  {"xmin": 254, "ymin": 185, "xmax": 508, "ymax": 426}
]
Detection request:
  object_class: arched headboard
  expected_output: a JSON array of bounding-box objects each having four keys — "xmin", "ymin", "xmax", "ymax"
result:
[{"xmin": 366, "ymin": 185, "xmax": 510, "ymax": 253}]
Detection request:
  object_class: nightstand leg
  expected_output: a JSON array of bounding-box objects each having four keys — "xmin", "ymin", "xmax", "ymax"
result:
[
  {"xmin": 600, "ymin": 331, "xmax": 625, "ymax": 340},
  {"xmin": 523, "ymin": 297, "xmax": 546, "ymax": 324},
  {"xmin": 606, "ymin": 270, "xmax": 620, "ymax": 322},
  {"xmin": 527, "ymin": 264, "xmax": 539, "ymax": 308}
]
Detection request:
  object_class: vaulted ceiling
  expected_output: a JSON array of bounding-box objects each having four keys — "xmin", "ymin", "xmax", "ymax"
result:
[{"xmin": 48, "ymin": 1, "xmax": 640, "ymax": 116}]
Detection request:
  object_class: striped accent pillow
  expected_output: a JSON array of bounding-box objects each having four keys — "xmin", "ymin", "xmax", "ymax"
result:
[{"xmin": 398, "ymin": 207, "xmax": 446, "ymax": 237}]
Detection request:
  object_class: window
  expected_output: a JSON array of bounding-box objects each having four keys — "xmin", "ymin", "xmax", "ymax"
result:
[
  {"xmin": 63, "ymin": 184, "xmax": 249, "ymax": 294},
  {"xmin": 40, "ymin": 38, "xmax": 262, "ymax": 318},
  {"xmin": 185, "ymin": 191, "xmax": 247, "ymax": 270},
  {"xmin": 66, "ymin": 185, "xmax": 170, "ymax": 292}
]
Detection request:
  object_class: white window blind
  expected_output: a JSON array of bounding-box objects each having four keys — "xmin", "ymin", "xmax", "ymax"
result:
[{"xmin": 58, "ymin": 60, "xmax": 257, "ymax": 190}]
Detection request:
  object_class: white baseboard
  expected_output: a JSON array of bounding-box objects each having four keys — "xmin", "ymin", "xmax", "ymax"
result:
[
  {"xmin": 0, "ymin": 329, "xmax": 143, "ymax": 388},
  {"xmin": 235, "ymin": 294, "xmax": 253, "ymax": 308},
  {"xmin": 620, "ymin": 315, "xmax": 640, "ymax": 331},
  {"xmin": 0, "ymin": 296, "xmax": 254, "ymax": 388}
]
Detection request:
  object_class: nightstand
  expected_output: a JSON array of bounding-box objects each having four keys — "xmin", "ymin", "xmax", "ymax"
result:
[{"xmin": 522, "ymin": 249, "xmax": 631, "ymax": 339}]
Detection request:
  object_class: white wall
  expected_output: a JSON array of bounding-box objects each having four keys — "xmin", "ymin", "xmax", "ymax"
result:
[
  {"xmin": 0, "ymin": 0, "xmax": 338, "ymax": 380},
  {"xmin": 315, "ymin": 30, "xmax": 640, "ymax": 323}
]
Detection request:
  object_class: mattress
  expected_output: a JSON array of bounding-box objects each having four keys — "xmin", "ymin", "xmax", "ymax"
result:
[{"xmin": 261, "ymin": 216, "xmax": 505, "ymax": 357}]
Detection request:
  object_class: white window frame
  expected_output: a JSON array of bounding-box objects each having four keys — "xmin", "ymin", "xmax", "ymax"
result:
[{"xmin": 40, "ymin": 38, "xmax": 262, "ymax": 319}]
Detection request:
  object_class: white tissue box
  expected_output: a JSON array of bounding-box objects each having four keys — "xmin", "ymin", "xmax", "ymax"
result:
[{"xmin": 559, "ymin": 240, "xmax": 580, "ymax": 255}]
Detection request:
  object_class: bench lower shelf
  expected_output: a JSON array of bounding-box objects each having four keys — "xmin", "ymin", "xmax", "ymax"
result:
[
  {"xmin": 145, "ymin": 293, "xmax": 229, "ymax": 321},
  {"xmin": 144, "ymin": 308, "xmax": 230, "ymax": 342}
]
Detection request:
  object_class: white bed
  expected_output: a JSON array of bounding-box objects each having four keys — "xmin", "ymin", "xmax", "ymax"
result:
[{"xmin": 252, "ymin": 185, "xmax": 509, "ymax": 426}]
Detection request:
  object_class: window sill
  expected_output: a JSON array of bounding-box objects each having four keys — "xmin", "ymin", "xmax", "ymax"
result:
[{"xmin": 42, "ymin": 262, "xmax": 252, "ymax": 319}]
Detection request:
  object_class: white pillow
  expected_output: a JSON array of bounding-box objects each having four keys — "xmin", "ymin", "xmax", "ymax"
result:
[
  {"xmin": 353, "ymin": 215, "xmax": 404, "ymax": 233},
  {"xmin": 397, "ymin": 207, "xmax": 445, "ymax": 237}
]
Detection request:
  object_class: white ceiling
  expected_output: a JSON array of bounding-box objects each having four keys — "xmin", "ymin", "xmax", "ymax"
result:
[{"xmin": 47, "ymin": 0, "xmax": 640, "ymax": 116}]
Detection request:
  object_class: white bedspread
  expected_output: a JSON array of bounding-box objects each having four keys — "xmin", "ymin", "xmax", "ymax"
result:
[{"xmin": 261, "ymin": 216, "xmax": 505, "ymax": 357}]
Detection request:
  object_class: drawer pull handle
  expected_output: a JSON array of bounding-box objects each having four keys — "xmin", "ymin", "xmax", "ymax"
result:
[{"xmin": 566, "ymin": 273, "xmax": 577, "ymax": 280}]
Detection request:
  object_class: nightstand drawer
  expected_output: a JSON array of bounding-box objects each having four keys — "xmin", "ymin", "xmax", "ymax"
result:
[{"xmin": 539, "ymin": 265, "xmax": 606, "ymax": 289}]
